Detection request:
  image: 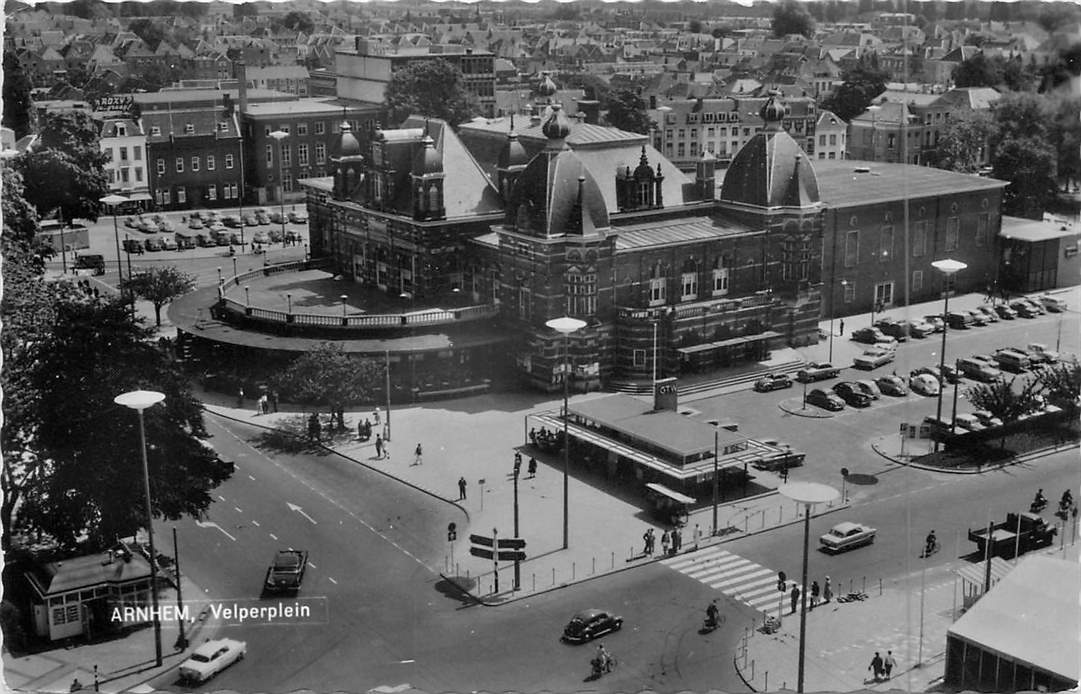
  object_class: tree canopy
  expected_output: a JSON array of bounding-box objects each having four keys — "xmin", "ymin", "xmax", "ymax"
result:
[
  {"xmin": 383, "ymin": 59, "xmax": 481, "ymax": 128},
  {"xmin": 819, "ymin": 59, "xmax": 889, "ymax": 122},
  {"xmin": 14, "ymin": 111, "xmax": 109, "ymax": 223},
  {"xmin": 953, "ymin": 53, "xmax": 1033, "ymax": 91},
  {"xmin": 122, "ymin": 266, "xmax": 197, "ymax": 326},
  {"xmin": 934, "ymin": 111, "xmax": 996, "ymax": 173},
  {"xmin": 272, "ymin": 343, "xmax": 385, "ymax": 414},
  {"xmin": 603, "ymin": 89, "xmax": 654, "ymax": 136},
  {"xmin": 772, "ymin": 0, "xmax": 816, "ymax": 38},
  {"xmin": 2, "ymin": 51, "xmax": 33, "ymax": 139}
]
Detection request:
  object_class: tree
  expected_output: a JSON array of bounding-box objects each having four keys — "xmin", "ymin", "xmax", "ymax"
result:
[
  {"xmin": 272, "ymin": 344, "xmax": 384, "ymax": 423},
  {"xmin": 2, "ymin": 51, "xmax": 33, "ymax": 139},
  {"xmin": 383, "ymin": 59, "xmax": 480, "ymax": 128},
  {"xmin": 1034, "ymin": 357, "xmax": 1081, "ymax": 414},
  {"xmin": 993, "ymin": 136, "xmax": 1058, "ymax": 218},
  {"xmin": 819, "ymin": 60, "xmax": 889, "ymax": 122},
  {"xmin": 603, "ymin": 88, "xmax": 654, "ymax": 135},
  {"xmin": 935, "ymin": 110, "xmax": 996, "ymax": 173},
  {"xmin": 1050, "ymin": 94, "xmax": 1081, "ymax": 191},
  {"xmin": 772, "ymin": 0, "xmax": 816, "ymax": 38},
  {"xmin": 10, "ymin": 296, "xmax": 229, "ymax": 551},
  {"xmin": 965, "ymin": 375, "xmax": 1044, "ymax": 447},
  {"xmin": 14, "ymin": 110, "xmax": 110, "ymax": 222},
  {"xmin": 953, "ymin": 53, "xmax": 1000, "ymax": 88},
  {"xmin": 281, "ymin": 10, "xmax": 315, "ymax": 34},
  {"xmin": 122, "ymin": 266, "xmax": 197, "ymax": 326}
]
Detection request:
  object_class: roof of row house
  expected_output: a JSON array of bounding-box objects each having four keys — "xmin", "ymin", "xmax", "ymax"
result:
[
  {"xmin": 142, "ymin": 107, "xmax": 239, "ymax": 141},
  {"xmin": 813, "ymin": 159, "xmax": 1008, "ymax": 208}
]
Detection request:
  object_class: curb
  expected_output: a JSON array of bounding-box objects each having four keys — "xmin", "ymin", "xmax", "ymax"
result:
[
  {"xmin": 870, "ymin": 438, "xmax": 1074, "ymax": 474},
  {"xmin": 778, "ymin": 398, "xmax": 835, "ymax": 418}
]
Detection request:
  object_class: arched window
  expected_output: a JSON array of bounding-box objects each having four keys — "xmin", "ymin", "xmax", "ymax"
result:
[
  {"xmin": 648, "ymin": 261, "xmax": 666, "ymax": 306},
  {"xmin": 712, "ymin": 255, "xmax": 730, "ymax": 296},
  {"xmin": 566, "ymin": 265, "xmax": 597, "ymax": 316}
]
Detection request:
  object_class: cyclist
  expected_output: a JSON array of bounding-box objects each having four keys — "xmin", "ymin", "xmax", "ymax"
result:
[
  {"xmin": 1061, "ymin": 490, "xmax": 1074, "ymax": 510},
  {"xmin": 1034, "ymin": 489, "xmax": 1047, "ymax": 507},
  {"xmin": 925, "ymin": 530, "xmax": 937, "ymax": 555},
  {"xmin": 706, "ymin": 600, "xmax": 720, "ymax": 627},
  {"xmin": 596, "ymin": 644, "xmax": 613, "ymax": 672}
]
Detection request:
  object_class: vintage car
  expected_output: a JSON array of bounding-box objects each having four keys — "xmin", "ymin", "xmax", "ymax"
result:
[
  {"xmin": 876, "ymin": 374, "xmax": 908, "ymax": 396},
  {"xmin": 851, "ymin": 327, "xmax": 897, "ymax": 346},
  {"xmin": 796, "ymin": 362, "xmax": 840, "ymax": 383},
  {"xmin": 807, "ymin": 388, "xmax": 845, "ymax": 411},
  {"xmin": 178, "ymin": 638, "xmax": 246, "ymax": 683},
  {"xmin": 820, "ymin": 522, "xmax": 877, "ymax": 553},
  {"xmin": 754, "ymin": 373, "xmax": 794, "ymax": 392},
  {"xmin": 853, "ymin": 345, "xmax": 896, "ymax": 370},
  {"xmin": 909, "ymin": 373, "xmax": 941, "ymax": 396},
  {"xmin": 562, "ymin": 608, "xmax": 624, "ymax": 644},
  {"xmin": 833, "ymin": 382, "xmax": 873, "ymax": 408}
]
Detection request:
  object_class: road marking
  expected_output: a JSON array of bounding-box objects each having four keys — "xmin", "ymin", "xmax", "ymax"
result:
[
  {"xmin": 309, "ymin": 561, "xmax": 317, "ymax": 568},
  {"xmin": 269, "ymin": 533, "xmax": 278, "ymax": 541},
  {"xmin": 287, "ymin": 502, "xmax": 317, "ymax": 524},
  {"xmin": 248, "ymin": 475, "xmax": 256, "ymax": 481},
  {"xmin": 328, "ymin": 577, "xmax": 337, "ymax": 585},
  {"xmin": 195, "ymin": 520, "xmax": 237, "ymax": 542},
  {"xmin": 251, "ymin": 520, "xmax": 260, "ymax": 527},
  {"xmin": 661, "ymin": 545, "xmax": 804, "ymax": 615},
  {"xmin": 217, "ymin": 495, "xmax": 227, "ymax": 501},
  {"xmin": 234, "ymin": 506, "xmax": 243, "ymax": 513},
  {"xmin": 398, "ymin": 660, "xmax": 415, "ymax": 664}
]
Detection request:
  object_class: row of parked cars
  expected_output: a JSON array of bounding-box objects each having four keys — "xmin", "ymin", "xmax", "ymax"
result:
[{"xmin": 123, "ymin": 226, "xmax": 304, "ymax": 254}]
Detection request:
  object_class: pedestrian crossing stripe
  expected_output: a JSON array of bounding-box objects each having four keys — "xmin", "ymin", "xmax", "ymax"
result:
[{"xmin": 660, "ymin": 545, "xmax": 806, "ymax": 615}]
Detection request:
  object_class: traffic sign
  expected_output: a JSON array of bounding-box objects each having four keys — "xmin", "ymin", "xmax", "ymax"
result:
[
  {"xmin": 497, "ymin": 537, "xmax": 526, "ymax": 549},
  {"xmin": 469, "ymin": 533, "xmax": 493, "ymax": 547},
  {"xmin": 470, "ymin": 546, "xmax": 493, "ymax": 559},
  {"xmin": 497, "ymin": 550, "xmax": 526, "ymax": 561}
]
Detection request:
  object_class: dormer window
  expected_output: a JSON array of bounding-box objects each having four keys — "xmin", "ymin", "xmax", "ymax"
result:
[
  {"xmin": 184, "ymin": 123, "xmax": 194, "ymax": 134},
  {"xmin": 217, "ymin": 121, "xmax": 229, "ymax": 133},
  {"xmin": 116, "ymin": 123, "xmax": 126, "ymax": 137},
  {"xmin": 150, "ymin": 126, "xmax": 161, "ymax": 136}
]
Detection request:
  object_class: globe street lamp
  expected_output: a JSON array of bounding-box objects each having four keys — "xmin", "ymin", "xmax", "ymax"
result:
[
  {"xmin": 114, "ymin": 389, "xmax": 166, "ymax": 667},
  {"xmin": 268, "ymin": 130, "xmax": 289, "ymax": 246},
  {"xmin": 546, "ymin": 316, "xmax": 586, "ymax": 550},
  {"xmin": 932, "ymin": 258, "xmax": 967, "ymax": 449},
  {"xmin": 778, "ymin": 481, "xmax": 840, "ymax": 694}
]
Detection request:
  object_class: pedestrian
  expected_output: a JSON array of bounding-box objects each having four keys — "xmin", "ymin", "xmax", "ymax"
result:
[
  {"xmin": 458, "ymin": 476, "xmax": 467, "ymax": 500},
  {"xmin": 823, "ymin": 575, "xmax": 832, "ymax": 604},
  {"xmin": 269, "ymin": 390, "xmax": 279, "ymax": 413},
  {"xmin": 529, "ymin": 427, "xmax": 537, "ymax": 446},
  {"xmin": 307, "ymin": 412, "xmax": 320, "ymax": 442},
  {"xmin": 694, "ymin": 523, "xmax": 702, "ymax": 549},
  {"xmin": 884, "ymin": 650, "xmax": 896, "ymax": 680},
  {"xmin": 374, "ymin": 434, "xmax": 383, "ymax": 459},
  {"xmin": 373, "ymin": 408, "xmax": 381, "ymax": 426},
  {"xmin": 413, "ymin": 443, "xmax": 423, "ymax": 465},
  {"xmin": 258, "ymin": 394, "xmax": 268, "ymax": 415},
  {"xmin": 869, "ymin": 652, "xmax": 883, "ymax": 682},
  {"xmin": 527, "ymin": 456, "xmax": 537, "ymax": 478},
  {"xmin": 661, "ymin": 530, "xmax": 670, "ymax": 556},
  {"xmin": 839, "ymin": 318, "xmax": 845, "ymax": 336},
  {"xmin": 237, "ymin": 387, "xmax": 245, "ymax": 408},
  {"xmin": 810, "ymin": 580, "xmax": 820, "ymax": 610},
  {"xmin": 790, "ymin": 583, "xmax": 801, "ymax": 614},
  {"xmin": 674, "ymin": 527, "xmax": 683, "ymax": 553},
  {"xmin": 643, "ymin": 529, "xmax": 652, "ymax": 556}
]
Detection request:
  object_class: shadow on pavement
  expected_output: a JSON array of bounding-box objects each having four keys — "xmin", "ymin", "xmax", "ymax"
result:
[
  {"xmin": 247, "ymin": 413, "xmax": 353, "ymax": 455},
  {"xmin": 844, "ymin": 472, "xmax": 880, "ymax": 486},
  {"xmin": 435, "ymin": 576, "xmax": 481, "ymax": 606}
]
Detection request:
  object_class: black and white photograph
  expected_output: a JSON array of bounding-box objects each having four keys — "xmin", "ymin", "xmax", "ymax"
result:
[{"xmin": 1, "ymin": 0, "xmax": 1079, "ymax": 692}]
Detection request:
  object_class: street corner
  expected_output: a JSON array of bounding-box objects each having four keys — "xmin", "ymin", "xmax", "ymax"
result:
[{"xmin": 778, "ymin": 398, "xmax": 835, "ymax": 418}]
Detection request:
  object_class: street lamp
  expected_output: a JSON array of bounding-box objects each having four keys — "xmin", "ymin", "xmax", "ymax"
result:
[
  {"xmin": 113, "ymin": 389, "xmax": 167, "ymax": 667},
  {"xmin": 932, "ymin": 258, "xmax": 967, "ymax": 448},
  {"xmin": 268, "ymin": 130, "xmax": 289, "ymax": 244},
  {"xmin": 101, "ymin": 194, "xmax": 128, "ymax": 284},
  {"xmin": 546, "ymin": 316, "xmax": 587, "ymax": 550},
  {"xmin": 779, "ymin": 482, "xmax": 840, "ymax": 694},
  {"xmin": 340, "ymin": 294, "xmax": 348, "ymax": 323}
]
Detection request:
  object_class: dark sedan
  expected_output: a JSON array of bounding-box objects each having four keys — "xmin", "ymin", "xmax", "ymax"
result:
[
  {"xmin": 833, "ymin": 382, "xmax": 873, "ymax": 408},
  {"xmin": 562, "ymin": 609, "xmax": 623, "ymax": 644},
  {"xmin": 876, "ymin": 374, "xmax": 908, "ymax": 396},
  {"xmin": 754, "ymin": 373, "xmax": 794, "ymax": 392},
  {"xmin": 994, "ymin": 304, "xmax": 1018, "ymax": 320},
  {"xmin": 807, "ymin": 388, "xmax": 845, "ymax": 411}
]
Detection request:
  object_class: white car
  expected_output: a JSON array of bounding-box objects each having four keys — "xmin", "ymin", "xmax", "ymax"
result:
[
  {"xmin": 909, "ymin": 373, "xmax": 941, "ymax": 396},
  {"xmin": 178, "ymin": 638, "xmax": 246, "ymax": 683},
  {"xmin": 853, "ymin": 345, "xmax": 896, "ymax": 370},
  {"xmin": 820, "ymin": 521, "xmax": 877, "ymax": 553}
]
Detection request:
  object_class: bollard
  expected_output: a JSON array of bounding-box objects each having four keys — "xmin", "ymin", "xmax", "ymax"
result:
[
  {"xmin": 456, "ymin": 562, "xmax": 459, "ymax": 576},
  {"xmin": 862, "ymin": 575, "xmax": 866, "ymax": 593},
  {"xmin": 552, "ymin": 567, "xmax": 556, "ymax": 586},
  {"xmin": 879, "ymin": 577, "xmax": 883, "ymax": 595},
  {"xmin": 572, "ymin": 561, "xmax": 576, "ymax": 580},
  {"xmin": 745, "ymin": 516, "xmax": 749, "ymax": 532},
  {"xmin": 592, "ymin": 557, "xmax": 596, "ymax": 575},
  {"xmin": 751, "ymin": 659, "xmax": 755, "ymax": 680},
  {"xmin": 778, "ymin": 507, "xmax": 783, "ymax": 523},
  {"xmin": 532, "ymin": 573, "xmax": 536, "ymax": 591},
  {"xmin": 764, "ymin": 672, "xmax": 768, "ymax": 691},
  {"xmin": 611, "ymin": 551, "xmax": 615, "ymax": 569},
  {"xmin": 849, "ymin": 577, "xmax": 853, "ymax": 593},
  {"xmin": 762, "ymin": 510, "xmax": 766, "ymax": 528},
  {"xmin": 466, "ymin": 569, "xmax": 470, "ymax": 579}
]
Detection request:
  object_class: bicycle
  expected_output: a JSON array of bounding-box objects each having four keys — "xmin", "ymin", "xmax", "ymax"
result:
[
  {"xmin": 921, "ymin": 540, "xmax": 939, "ymax": 558},
  {"xmin": 836, "ymin": 591, "xmax": 869, "ymax": 603}
]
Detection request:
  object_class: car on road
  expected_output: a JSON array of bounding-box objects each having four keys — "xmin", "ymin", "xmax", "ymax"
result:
[
  {"xmin": 994, "ymin": 303, "xmax": 1017, "ymax": 320},
  {"xmin": 562, "ymin": 608, "xmax": 623, "ymax": 643},
  {"xmin": 820, "ymin": 522, "xmax": 877, "ymax": 553},
  {"xmin": 957, "ymin": 357, "xmax": 1002, "ymax": 383},
  {"xmin": 851, "ymin": 327, "xmax": 897, "ymax": 346},
  {"xmin": 873, "ymin": 318, "xmax": 909, "ymax": 341},
  {"xmin": 909, "ymin": 373, "xmax": 941, "ymax": 396},
  {"xmin": 265, "ymin": 549, "xmax": 309, "ymax": 593},
  {"xmin": 908, "ymin": 319, "xmax": 937, "ymax": 338},
  {"xmin": 922, "ymin": 315, "xmax": 945, "ymax": 332},
  {"xmin": 853, "ymin": 345, "xmax": 896, "ymax": 370},
  {"xmin": 953, "ymin": 413, "xmax": 985, "ymax": 432},
  {"xmin": 946, "ymin": 311, "xmax": 975, "ymax": 329},
  {"xmin": 833, "ymin": 382, "xmax": 873, "ymax": 407},
  {"xmin": 876, "ymin": 374, "xmax": 908, "ymax": 396},
  {"xmin": 807, "ymin": 388, "xmax": 845, "ymax": 411},
  {"xmin": 796, "ymin": 362, "xmax": 841, "ymax": 383},
  {"xmin": 179, "ymin": 638, "xmax": 246, "ymax": 683},
  {"xmin": 288, "ymin": 209, "xmax": 308, "ymax": 223},
  {"xmin": 854, "ymin": 379, "xmax": 881, "ymax": 400},
  {"xmin": 1009, "ymin": 299, "xmax": 1040, "ymax": 318},
  {"xmin": 73, "ymin": 253, "xmax": 106, "ymax": 275},
  {"xmin": 754, "ymin": 373, "xmax": 794, "ymax": 392},
  {"xmin": 1038, "ymin": 294, "xmax": 1067, "ymax": 312},
  {"xmin": 974, "ymin": 305, "xmax": 999, "ymax": 323}
]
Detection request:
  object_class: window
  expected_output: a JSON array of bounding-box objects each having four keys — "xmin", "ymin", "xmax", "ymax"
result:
[
  {"xmin": 119, "ymin": 146, "xmax": 128, "ymax": 161},
  {"xmin": 184, "ymin": 123, "xmax": 194, "ymax": 134},
  {"xmin": 297, "ymin": 122, "xmax": 309, "ymax": 136},
  {"xmin": 843, "ymin": 230, "xmax": 859, "ymax": 268},
  {"xmin": 297, "ymin": 144, "xmax": 309, "ymax": 167},
  {"xmin": 843, "ymin": 281, "xmax": 856, "ymax": 303},
  {"xmin": 976, "ymin": 213, "xmax": 989, "ymax": 246},
  {"xmin": 712, "ymin": 258, "xmax": 729, "ymax": 296},
  {"xmin": 265, "ymin": 126, "xmax": 272, "ymax": 137},
  {"xmin": 283, "ymin": 173, "xmax": 293, "ymax": 192},
  {"xmin": 912, "ymin": 270, "xmax": 923, "ymax": 292},
  {"xmin": 266, "ymin": 144, "xmax": 274, "ymax": 166},
  {"xmin": 281, "ymin": 146, "xmax": 291, "ymax": 167},
  {"xmin": 913, "ymin": 221, "xmax": 927, "ymax": 257},
  {"xmin": 315, "ymin": 121, "xmax": 325, "ymax": 135},
  {"xmin": 207, "ymin": 155, "xmax": 215, "ymax": 171},
  {"xmin": 633, "ymin": 349, "xmax": 646, "ymax": 367},
  {"xmin": 819, "ymin": 134, "xmax": 826, "ymax": 146},
  {"xmin": 175, "ymin": 157, "xmax": 184, "ymax": 173},
  {"xmin": 279, "ymin": 125, "xmax": 290, "ymax": 134},
  {"xmin": 649, "ymin": 264, "xmax": 666, "ymax": 306},
  {"xmin": 316, "ymin": 142, "xmax": 326, "ymax": 164},
  {"xmin": 120, "ymin": 168, "xmax": 129, "ymax": 183},
  {"xmin": 135, "ymin": 167, "xmax": 142, "ymax": 182},
  {"xmin": 191, "ymin": 156, "xmax": 200, "ymax": 172},
  {"xmin": 217, "ymin": 121, "xmax": 229, "ymax": 133},
  {"xmin": 880, "ymin": 225, "xmax": 893, "ymax": 260},
  {"xmin": 116, "ymin": 123, "xmax": 126, "ymax": 137},
  {"xmin": 945, "ymin": 216, "xmax": 960, "ymax": 251},
  {"xmin": 177, "ymin": 186, "xmax": 186, "ymax": 204},
  {"xmin": 157, "ymin": 159, "xmax": 165, "ymax": 175},
  {"xmin": 518, "ymin": 285, "xmax": 531, "ymax": 320},
  {"xmin": 225, "ymin": 154, "xmax": 234, "ymax": 169},
  {"xmin": 681, "ymin": 270, "xmax": 698, "ymax": 301},
  {"xmin": 133, "ymin": 145, "xmax": 141, "ymax": 161},
  {"xmin": 207, "ymin": 185, "xmax": 217, "ymax": 201},
  {"xmin": 150, "ymin": 126, "xmax": 161, "ymax": 136},
  {"xmin": 566, "ymin": 268, "xmax": 597, "ymax": 315},
  {"xmin": 828, "ymin": 152, "xmax": 836, "ymax": 159}
]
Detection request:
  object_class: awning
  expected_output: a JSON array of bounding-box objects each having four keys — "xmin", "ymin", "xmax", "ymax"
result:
[
  {"xmin": 954, "ymin": 557, "xmax": 1013, "ymax": 589},
  {"xmin": 123, "ymin": 192, "xmax": 153, "ymax": 202},
  {"xmin": 646, "ymin": 483, "xmax": 696, "ymax": 505},
  {"xmin": 677, "ymin": 330, "xmax": 782, "ymax": 355}
]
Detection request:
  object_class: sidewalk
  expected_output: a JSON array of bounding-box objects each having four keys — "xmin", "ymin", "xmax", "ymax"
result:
[{"xmin": 734, "ymin": 537, "xmax": 1081, "ymax": 693}]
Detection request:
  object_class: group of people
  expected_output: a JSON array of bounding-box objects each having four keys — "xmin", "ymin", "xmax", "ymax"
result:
[
  {"xmin": 868, "ymin": 650, "xmax": 898, "ymax": 682},
  {"xmin": 529, "ymin": 427, "xmax": 565, "ymax": 451},
  {"xmin": 788, "ymin": 576, "xmax": 833, "ymax": 613},
  {"xmin": 642, "ymin": 526, "xmax": 693, "ymax": 557},
  {"xmin": 512, "ymin": 451, "xmax": 538, "ymax": 479}
]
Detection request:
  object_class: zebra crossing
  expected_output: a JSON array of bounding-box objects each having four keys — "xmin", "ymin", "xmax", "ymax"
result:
[{"xmin": 660, "ymin": 545, "xmax": 798, "ymax": 614}]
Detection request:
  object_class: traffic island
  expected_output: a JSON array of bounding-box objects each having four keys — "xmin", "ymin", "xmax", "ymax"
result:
[{"xmin": 778, "ymin": 398, "xmax": 835, "ymax": 418}]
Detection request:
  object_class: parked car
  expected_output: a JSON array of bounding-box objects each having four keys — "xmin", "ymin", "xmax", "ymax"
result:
[
  {"xmin": 285, "ymin": 230, "xmax": 302, "ymax": 243},
  {"xmin": 144, "ymin": 236, "xmax": 163, "ymax": 252},
  {"xmin": 833, "ymin": 382, "xmax": 873, "ymax": 407},
  {"xmin": 820, "ymin": 522, "xmax": 877, "ymax": 553},
  {"xmin": 268, "ymin": 228, "xmax": 284, "ymax": 243},
  {"xmin": 910, "ymin": 373, "xmax": 941, "ymax": 396},
  {"xmin": 922, "ymin": 315, "xmax": 946, "ymax": 332},
  {"xmin": 222, "ymin": 215, "xmax": 242, "ymax": 228},
  {"xmin": 1025, "ymin": 343, "xmax": 1059, "ymax": 364},
  {"xmin": 288, "ymin": 209, "xmax": 308, "ymax": 223},
  {"xmin": 796, "ymin": 362, "xmax": 840, "ymax": 383},
  {"xmin": 873, "ymin": 318, "xmax": 909, "ymax": 341},
  {"xmin": 953, "ymin": 413, "xmax": 985, "ymax": 432},
  {"xmin": 254, "ymin": 208, "xmax": 271, "ymax": 225},
  {"xmin": 242, "ymin": 213, "xmax": 258, "ymax": 227},
  {"xmin": 73, "ymin": 253, "xmax": 106, "ymax": 275},
  {"xmin": 965, "ymin": 309, "xmax": 989, "ymax": 327},
  {"xmin": 270, "ymin": 210, "xmax": 286, "ymax": 224},
  {"xmin": 851, "ymin": 327, "xmax": 897, "ymax": 346},
  {"xmin": 562, "ymin": 608, "xmax": 623, "ymax": 643},
  {"xmin": 754, "ymin": 373, "xmax": 794, "ymax": 392},
  {"xmin": 1038, "ymin": 294, "xmax": 1067, "ymax": 312},
  {"xmin": 208, "ymin": 221, "xmax": 227, "ymax": 233},
  {"xmin": 161, "ymin": 236, "xmax": 178, "ymax": 251},
  {"xmin": 137, "ymin": 218, "xmax": 156, "ymax": 234},
  {"xmin": 853, "ymin": 345, "xmax": 896, "ymax": 370},
  {"xmin": 908, "ymin": 319, "xmax": 937, "ymax": 338},
  {"xmin": 942, "ymin": 363, "xmax": 962, "ymax": 383},
  {"xmin": 993, "ymin": 348, "xmax": 1032, "ymax": 373},
  {"xmin": 946, "ymin": 311, "xmax": 975, "ymax": 329},
  {"xmin": 122, "ymin": 238, "xmax": 145, "ymax": 254},
  {"xmin": 156, "ymin": 219, "xmax": 175, "ymax": 233},
  {"xmin": 124, "ymin": 215, "xmax": 138, "ymax": 228},
  {"xmin": 854, "ymin": 379, "xmax": 882, "ymax": 400},
  {"xmin": 994, "ymin": 303, "xmax": 1018, "ymax": 320},
  {"xmin": 1020, "ymin": 297, "xmax": 1046, "ymax": 315},
  {"xmin": 187, "ymin": 217, "xmax": 204, "ymax": 230},
  {"xmin": 974, "ymin": 305, "xmax": 999, "ymax": 323},
  {"xmin": 910, "ymin": 365, "xmax": 942, "ymax": 383},
  {"xmin": 957, "ymin": 357, "xmax": 1001, "ymax": 383},
  {"xmin": 876, "ymin": 374, "xmax": 908, "ymax": 396},
  {"xmin": 178, "ymin": 638, "xmax": 246, "ymax": 684},
  {"xmin": 973, "ymin": 410, "xmax": 1004, "ymax": 428},
  {"xmin": 807, "ymin": 388, "xmax": 845, "ymax": 411},
  {"xmin": 252, "ymin": 231, "xmax": 270, "ymax": 245},
  {"xmin": 1009, "ymin": 299, "xmax": 1040, "ymax": 318}
]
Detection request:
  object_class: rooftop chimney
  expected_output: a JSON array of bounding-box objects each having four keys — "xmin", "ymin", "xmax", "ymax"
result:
[{"xmin": 235, "ymin": 61, "xmax": 248, "ymax": 114}]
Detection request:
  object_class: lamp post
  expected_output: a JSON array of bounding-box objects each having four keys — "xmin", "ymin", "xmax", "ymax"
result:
[
  {"xmin": 286, "ymin": 292, "xmax": 292, "ymax": 315},
  {"xmin": 546, "ymin": 316, "xmax": 587, "ymax": 550},
  {"xmin": 829, "ymin": 279, "xmax": 847, "ymax": 363},
  {"xmin": 113, "ymin": 390, "xmax": 167, "ymax": 667},
  {"xmin": 268, "ymin": 130, "xmax": 289, "ymax": 243},
  {"xmin": 101, "ymin": 194, "xmax": 128, "ymax": 284},
  {"xmin": 340, "ymin": 294, "xmax": 348, "ymax": 324},
  {"xmin": 778, "ymin": 482, "xmax": 840, "ymax": 694},
  {"xmin": 932, "ymin": 259, "xmax": 967, "ymax": 448},
  {"xmin": 384, "ymin": 349, "xmax": 392, "ymax": 442},
  {"xmin": 712, "ymin": 424, "xmax": 719, "ymax": 535},
  {"xmin": 870, "ymin": 250, "xmax": 889, "ymax": 327}
]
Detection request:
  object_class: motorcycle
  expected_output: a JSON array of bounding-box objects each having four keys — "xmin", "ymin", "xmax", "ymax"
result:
[
  {"xmin": 700, "ymin": 613, "xmax": 724, "ymax": 633},
  {"xmin": 590, "ymin": 655, "xmax": 614, "ymax": 679},
  {"xmin": 1031, "ymin": 497, "xmax": 1047, "ymax": 513}
]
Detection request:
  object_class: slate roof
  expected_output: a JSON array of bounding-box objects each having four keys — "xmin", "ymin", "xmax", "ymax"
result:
[
  {"xmin": 142, "ymin": 107, "xmax": 239, "ymax": 141},
  {"xmin": 931, "ymin": 87, "xmax": 1001, "ymax": 111},
  {"xmin": 814, "ymin": 159, "xmax": 1008, "ymax": 208},
  {"xmin": 26, "ymin": 549, "xmax": 152, "ymax": 598},
  {"xmin": 613, "ymin": 215, "xmax": 755, "ymax": 251}
]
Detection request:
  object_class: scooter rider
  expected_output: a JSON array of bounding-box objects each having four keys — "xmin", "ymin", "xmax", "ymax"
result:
[
  {"xmin": 595, "ymin": 644, "xmax": 613, "ymax": 673},
  {"xmin": 706, "ymin": 599, "xmax": 720, "ymax": 627},
  {"xmin": 1061, "ymin": 490, "xmax": 1074, "ymax": 510},
  {"xmin": 925, "ymin": 530, "xmax": 937, "ymax": 555},
  {"xmin": 1034, "ymin": 489, "xmax": 1047, "ymax": 508}
]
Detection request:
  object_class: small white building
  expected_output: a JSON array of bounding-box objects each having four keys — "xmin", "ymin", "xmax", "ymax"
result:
[
  {"xmin": 813, "ymin": 110, "xmax": 847, "ymax": 161},
  {"xmin": 98, "ymin": 115, "xmax": 151, "ymax": 204}
]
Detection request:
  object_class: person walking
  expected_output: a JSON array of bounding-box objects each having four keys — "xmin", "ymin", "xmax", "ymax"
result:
[
  {"xmin": 883, "ymin": 651, "xmax": 896, "ymax": 680},
  {"xmin": 790, "ymin": 583, "xmax": 801, "ymax": 614},
  {"xmin": 307, "ymin": 412, "xmax": 320, "ymax": 442},
  {"xmin": 672, "ymin": 527, "xmax": 681, "ymax": 553},
  {"xmin": 643, "ymin": 529, "xmax": 652, "ymax": 556},
  {"xmin": 458, "ymin": 476, "xmax": 467, "ymax": 500},
  {"xmin": 661, "ymin": 530, "xmax": 670, "ymax": 556},
  {"xmin": 869, "ymin": 652, "xmax": 884, "ymax": 682},
  {"xmin": 413, "ymin": 443, "xmax": 423, "ymax": 466},
  {"xmin": 374, "ymin": 434, "xmax": 384, "ymax": 459},
  {"xmin": 527, "ymin": 456, "xmax": 537, "ymax": 478},
  {"xmin": 810, "ymin": 580, "xmax": 820, "ymax": 610},
  {"xmin": 839, "ymin": 318, "xmax": 845, "ymax": 336},
  {"xmin": 236, "ymin": 387, "xmax": 245, "ymax": 408},
  {"xmin": 258, "ymin": 394, "xmax": 268, "ymax": 415},
  {"xmin": 693, "ymin": 523, "xmax": 702, "ymax": 550},
  {"xmin": 823, "ymin": 575, "xmax": 833, "ymax": 604},
  {"xmin": 269, "ymin": 390, "xmax": 279, "ymax": 413}
]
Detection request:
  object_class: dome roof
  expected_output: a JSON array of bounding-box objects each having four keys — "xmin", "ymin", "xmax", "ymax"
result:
[
  {"xmin": 508, "ymin": 146, "xmax": 609, "ymax": 237},
  {"xmin": 497, "ymin": 122, "xmax": 529, "ymax": 169},
  {"xmin": 720, "ymin": 95, "xmax": 819, "ymax": 209},
  {"xmin": 760, "ymin": 91, "xmax": 788, "ymax": 131},
  {"xmin": 412, "ymin": 133, "xmax": 442, "ymax": 176},
  {"xmin": 338, "ymin": 121, "xmax": 362, "ymax": 157},
  {"xmin": 541, "ymin": 103, "xmax": 572, "ymax": 142},
  {"xmin": 536, "ymin": 71, "xmax": 558, "ymax": 98}
]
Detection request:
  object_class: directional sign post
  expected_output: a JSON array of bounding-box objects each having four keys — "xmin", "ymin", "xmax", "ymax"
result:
[
  {"xmin": 469, "ymin": 530, "xmax": 526, "ymax": 595},
  {"xmin": 448, "ymin": 523, "xmax": 457, "ymax": 573}
]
